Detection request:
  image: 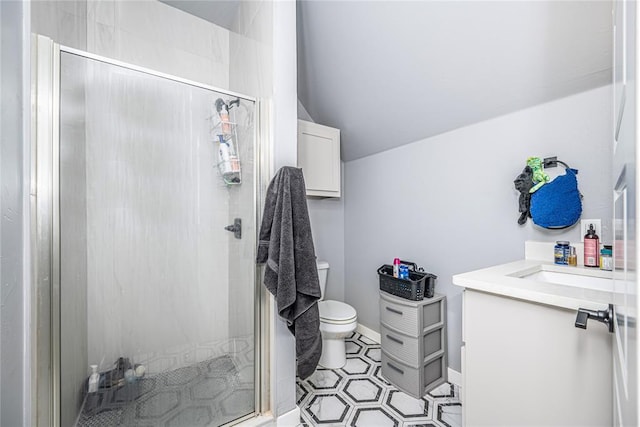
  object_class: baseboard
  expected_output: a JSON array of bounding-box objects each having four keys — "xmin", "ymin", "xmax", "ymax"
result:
[
  {"xmin": 276, "ymin": 406, "xmax": 300, "ymax": 426},
  {"xmin": 356, "ymin": 323, "xmax": 381, "ymax": 343},
  {"xmin": 447, "ymin": 367, "xmax": 462, "ymax": 387}
]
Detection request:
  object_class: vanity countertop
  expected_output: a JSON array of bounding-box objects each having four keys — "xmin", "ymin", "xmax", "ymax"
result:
[{"xmin": 452, "ymin": 259, "xmax": 614, "ymax": 311}]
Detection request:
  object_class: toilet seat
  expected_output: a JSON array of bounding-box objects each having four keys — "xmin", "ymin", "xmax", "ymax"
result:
[{"xmin": 318, "ymin": 300, "xmax": 357, "ymax": 325}]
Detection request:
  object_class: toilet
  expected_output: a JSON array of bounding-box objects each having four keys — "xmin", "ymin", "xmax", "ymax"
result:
[{"xmin": 316, "ymin": 260, "xmax": 357, "ymax": 369}]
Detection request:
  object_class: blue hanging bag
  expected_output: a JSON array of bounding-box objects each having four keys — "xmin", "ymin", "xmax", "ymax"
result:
[{"xmin": 530, "ymin": 168, "xmax": 582, "ymax": 229}]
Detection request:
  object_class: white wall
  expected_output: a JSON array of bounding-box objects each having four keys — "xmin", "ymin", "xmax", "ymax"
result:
[
  {"xmin": 270, "ymin": 0, "xmax": 299, "ymax": 418},
  {"xmin": 307, "ymin": 168, "xmax": 346, "ymax": 302},
  {"xmin": 0, "ymin": 2, "xmax": 29, "ymax": 425},
  {"xmin": 345, "ymin": 86, "xmax": 613, "ymax": 372}
]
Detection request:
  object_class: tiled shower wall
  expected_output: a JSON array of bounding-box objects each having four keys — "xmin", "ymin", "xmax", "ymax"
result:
[
  {"xmin": 227, "ymin": 0, "xmax": 274, "ymax": 355},
  {"xmin": 32, "ymin": 1, "xmax": 242, "ymax": 425},
  {"xmin": 32, "ymin": 0, "xmax": 230, "ymax": 88}
]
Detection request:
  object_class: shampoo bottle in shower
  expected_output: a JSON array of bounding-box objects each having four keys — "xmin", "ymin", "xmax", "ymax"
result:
[
  {"xmin": 584, "ymin": 224, "xmax": 600, "ymax": 267},
  {"xmin": 215, "ymin": 98, "xmax": 232, "ymax": 134},
  {"xmin": 220, "ymin": 103, "xmax": 231, "ymax": 134},
  {"xmin": 88, "ymin": 365, "xmax": 100, "ymax": 393},
  {"xmin": 225, "ymin": 135, "xmax": 240, "ymax": 173},
  {"xmin": 218, "ymin": 135, "xmax": 232, "ymax": 175}
]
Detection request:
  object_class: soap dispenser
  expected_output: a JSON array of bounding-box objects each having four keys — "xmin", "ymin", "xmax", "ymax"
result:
[{"xmin": 584, "ymin": 224, "xmax": 600, "ymax": 268}]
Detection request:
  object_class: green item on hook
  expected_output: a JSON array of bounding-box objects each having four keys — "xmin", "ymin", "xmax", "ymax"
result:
[{"xmin": 527, "ymin": 156, "xmax": 550, "ymax": 193}]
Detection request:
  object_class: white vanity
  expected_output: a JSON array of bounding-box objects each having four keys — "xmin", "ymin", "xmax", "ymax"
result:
[{"xmin": 453, "ymin": 242, "xmax": 614, "ymax": 426}]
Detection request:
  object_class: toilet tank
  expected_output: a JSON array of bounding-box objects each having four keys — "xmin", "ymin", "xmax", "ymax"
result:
[{"xmin": 316, "ymin": 260, "xmax": 329, "ymax": 300}]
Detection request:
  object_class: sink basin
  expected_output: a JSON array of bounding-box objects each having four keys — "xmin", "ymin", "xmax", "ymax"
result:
[{"xmin": 512, "ymin": 266, "xmax": 613, "ymax": 292}]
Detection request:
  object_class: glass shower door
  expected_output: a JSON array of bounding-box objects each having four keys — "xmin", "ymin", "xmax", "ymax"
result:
[{"xmin": 57, "ymin": 50, "xmax": 257, "ymax": 427}]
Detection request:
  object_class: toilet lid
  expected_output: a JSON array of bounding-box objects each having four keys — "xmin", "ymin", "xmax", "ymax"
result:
[{"xmin": 318, "ymin": 300, "xmax": 357, "ymax": 322}]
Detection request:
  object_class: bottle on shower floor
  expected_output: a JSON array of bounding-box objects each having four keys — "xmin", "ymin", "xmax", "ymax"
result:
[{"xmin": 88, "ymin": 365, "xmax": 100, "ymax": 393}]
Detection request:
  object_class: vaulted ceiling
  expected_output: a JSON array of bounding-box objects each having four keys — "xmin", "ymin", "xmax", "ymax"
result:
[
  {"xmin": 160, "ymin": 1, "xmax": 612, "ymax": 162},
  {"xmin": 297, "ymin": 1, "xmax": 612, "ymax": 160}
]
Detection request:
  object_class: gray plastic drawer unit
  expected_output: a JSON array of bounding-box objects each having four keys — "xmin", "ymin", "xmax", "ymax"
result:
[{"xmin": 379, "ymin": 292, "xmax": 447, "ymax": 398}]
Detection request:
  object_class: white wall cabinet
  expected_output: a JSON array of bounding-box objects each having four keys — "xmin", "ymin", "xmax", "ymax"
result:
[
  {"xmin": 297, "ymin": 120, "xmax": 341, "ymax": 197},
  {"xmin": 462, "ymin": 289, "xmax": 611, "ymax": 426}
]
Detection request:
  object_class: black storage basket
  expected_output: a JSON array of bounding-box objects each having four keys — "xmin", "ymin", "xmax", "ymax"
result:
[{"xmin": 378, "ymin": 263, "xmax": 437, "ymax": 301}]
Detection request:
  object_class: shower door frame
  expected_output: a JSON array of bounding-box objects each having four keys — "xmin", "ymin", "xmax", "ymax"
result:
[{"xmin": 31, "ymin": 35, "xmax": 268, "ymax": 427}]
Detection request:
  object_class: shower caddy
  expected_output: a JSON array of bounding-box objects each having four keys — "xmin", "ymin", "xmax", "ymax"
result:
[{"xmin": 211, "ymin": 98, "xmax": 242, "ymax": 185}]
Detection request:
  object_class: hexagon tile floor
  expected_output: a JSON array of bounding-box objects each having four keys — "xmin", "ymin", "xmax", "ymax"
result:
[
  {"xmin": 296, "ymin": 332, "xmax": 462, "ymax": 427},
  {"xmin": 76, "ymin": 352, "xmax": 255, "ymax": 427}
]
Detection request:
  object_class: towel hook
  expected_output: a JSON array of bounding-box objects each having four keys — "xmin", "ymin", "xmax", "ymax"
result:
[{"xmin": 543, "ymin": 156, "xmax": 571, "ymax": 170}]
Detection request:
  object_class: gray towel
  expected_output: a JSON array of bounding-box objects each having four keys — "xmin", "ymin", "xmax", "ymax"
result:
[{"xmin": 257, "ymin": 166, "xmax": 322, "ymax": 379}]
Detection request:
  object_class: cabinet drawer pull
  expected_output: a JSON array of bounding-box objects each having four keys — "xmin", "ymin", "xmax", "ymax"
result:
[
  {"xmin": 386, "ymin": 334, "xmax": 404, "ymax": 345},
  {"xmin": 386, "ymin": 362, "xmax": 404, "ymax": 375},
  {"xmin": 385, "ymin": 307, "xmax": 403, "ymax": 315}
]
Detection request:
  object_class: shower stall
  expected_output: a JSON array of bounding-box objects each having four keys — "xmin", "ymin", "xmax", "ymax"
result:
[{"xmin": 32, "ymin": 36, "xmax": 263, "ymax": 427}]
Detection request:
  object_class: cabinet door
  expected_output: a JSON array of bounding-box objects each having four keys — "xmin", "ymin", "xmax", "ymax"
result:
[{"xmin": 297, "ymin": 120, "xmax": 341, "ymax": 197}]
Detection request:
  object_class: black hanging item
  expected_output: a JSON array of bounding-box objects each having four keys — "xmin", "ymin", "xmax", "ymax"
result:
[
  {"xmin": 514, "ymin": 165, "xmax": 534, "ymax": 225},
  {"xmin": 530, "ymin": 163, "xmax": 582, "ymax": 229}
]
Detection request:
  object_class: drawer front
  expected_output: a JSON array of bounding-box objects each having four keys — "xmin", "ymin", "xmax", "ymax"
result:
[
  {"xmin": 423, "ymin": 327, "xmax": 443, "ymax": 357},
  {"xmin": 423, "ymin": 354, "xmax": 445, "ymax": 391},
  {"xmin": 382, "ymin": 351, "xmax": 447, "ymax": 399},
  {"xmin": 380, "ymin": 324, "xmax": 419, "ymax": 366},
  {"xmin": 380, "ymin": 298, "xmax": 418, "ymax": 335},
  {"xmin": 422, "ymin": 301, "xmax": 442, "ymax": 328},
  {"xmin": 381, "ymin": 351, "xmax": 422, "ymax": 398}
]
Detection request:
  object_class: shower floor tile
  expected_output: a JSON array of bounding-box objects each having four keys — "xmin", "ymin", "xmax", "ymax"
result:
[
  {"xmin": 297, "ymin": 332, "xmax": 462, "ymax": 427},
  {"xmin": 77, "ymin": 351, "xmax": 255, "ymax": 427}
]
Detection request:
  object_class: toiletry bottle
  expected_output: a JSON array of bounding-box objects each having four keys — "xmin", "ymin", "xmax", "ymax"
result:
[
  {"xmin": 554, "ymin": 241, "xmax": 570, "ymax": 265},
  {"xmin": 225, "ymin": 135, "xmax": 240, "ymax": 173},
  {"xmin": 88, "ymin": 365, "xmax": 100, "ymax": 393},
  {"xmin": 399, "ymin": 264, "xmax": 409, "ymax": 280},
  {"xmin": 135, "ymin": 364, "xmax": 146, "ymax": 379},
  {"xmin": 584, "ymin": 224, "xmax": 600, "ymax": 267},
  {"xmin": 220, "ymin": 104, "xmax": 231, "ymax": 134},
  {"xmin": 218, "ymin": 135, "xmax": 232, "ymax": 175},
  {"xmin": 600, "ymin": 245, "xmax": 613, "ymax": 271},
  {"xmin": 393, "ymin": 258, "xmax": 400, "ymax": 278},
  {"xmin": 568, "ymin": 246, "xmax": 577, "ymax": 266}
]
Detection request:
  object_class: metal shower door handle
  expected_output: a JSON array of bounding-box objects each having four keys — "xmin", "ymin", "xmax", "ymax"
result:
[{"xmin": 224, "ymin": 218, "xmax": 242, "ymax": 239}]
